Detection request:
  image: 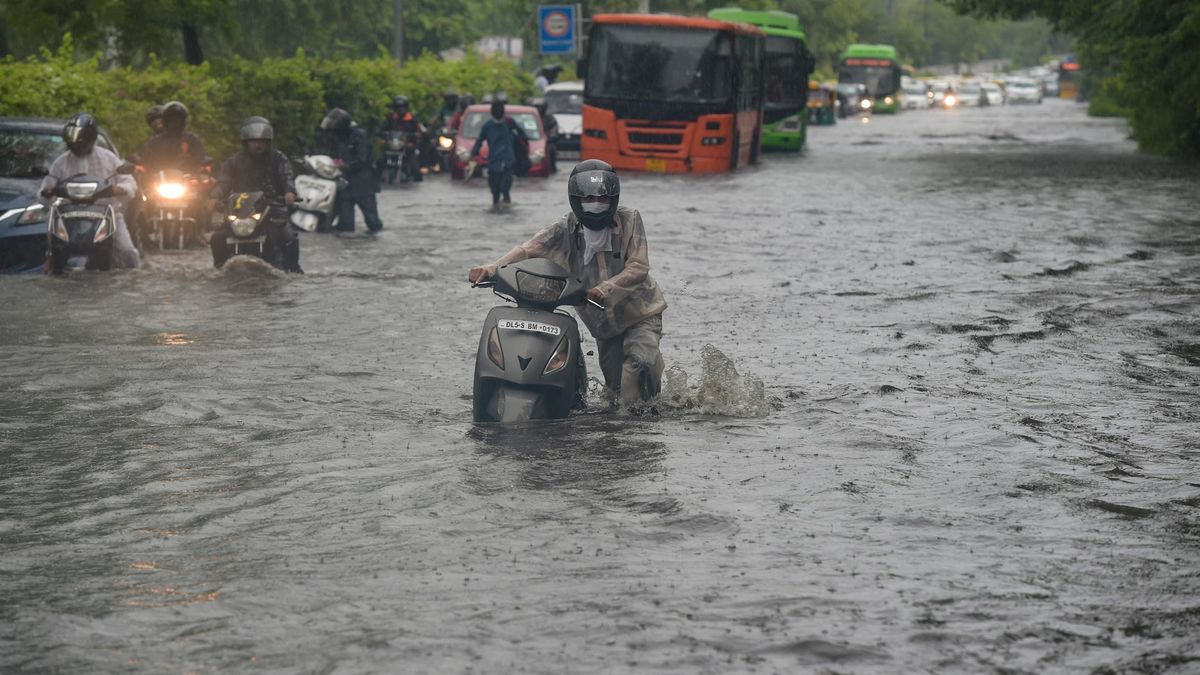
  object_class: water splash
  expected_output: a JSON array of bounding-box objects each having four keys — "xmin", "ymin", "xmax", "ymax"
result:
[{"xmin": 659, "ymin": 345, "xmax": 769, "ymax": 417}]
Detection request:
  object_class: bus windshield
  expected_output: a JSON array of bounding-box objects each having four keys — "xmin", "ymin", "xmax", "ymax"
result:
[
  {"xmin": 764, "ymin": 36, "xmax": 807, "ymax": 108},
  {"xmin": 838, "ymin": 62, "xmax": 898, "ymax": 97},
  {"xmin": 587, "ymin": 24, "xmax": 734, "ymax": 104}
]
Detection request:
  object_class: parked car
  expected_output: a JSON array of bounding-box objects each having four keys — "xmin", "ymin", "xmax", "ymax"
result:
[
  {"xmin": 903, "ymin": 83, "xmax": 931, "ymax": 109},
  {"xmin": 0, "ymin": 117, "xmax": 119, "ymax": 273},
  {"xmin": 956, "ymin": 82, "xmax": 988, "ymax": 107},
  {"xmin": 982, "ymin": 82, "xmax": 1006, "ymax": 106},
  {"xmin": 1006, "ymin": 77, "xmax": 1043, "ymax": 104},
  {"xmin": 544, "ymin": 81, "xmax": 582, "ymax": 155},
  {"xmin": 451, "ymin": 104, "xmax": 550, "ymax": 180}
]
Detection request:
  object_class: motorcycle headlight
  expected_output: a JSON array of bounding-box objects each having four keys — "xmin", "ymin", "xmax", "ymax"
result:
[
  {"xmin": 487, "ymin": 327, "xmax": 504, "ymax": 369},
  {"xmin": 66, "ymin": 182, "xmax": 99, "ymax": 200},
  {"xmin": 543, "ymin": 335, "xmax": 569, "ymax": 374},
  {"xmin": 860, "ymin": 99, "xmax": 872, "ymax": 110},
  {"xmin": 156, "ymin": 182, "xmax": 187, "ymax": 200},
  {"xmin": 945, "ymin": 95, "xmax": 957, "ymax": 107},
  {"xmin": 231, "ymin": 217, "xmax": 257, "ymax": 237},
  {"xmin": 438, "ymin": 135, "xmax": 454, "ymax": 149}
]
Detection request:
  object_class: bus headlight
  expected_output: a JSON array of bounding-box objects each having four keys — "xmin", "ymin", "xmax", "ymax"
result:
[
  {"xmin": 884, "ymin": 96, "xmax": 894, "ymax": 105},
  {"xmin": 776, "ymin": 115, "xmax": 803, "ymax": 131}
]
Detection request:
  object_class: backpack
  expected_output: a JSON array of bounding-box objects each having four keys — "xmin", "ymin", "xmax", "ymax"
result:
[{"xmin": 505, "ymin": 117, "xmax": 532, "ymax": 176}]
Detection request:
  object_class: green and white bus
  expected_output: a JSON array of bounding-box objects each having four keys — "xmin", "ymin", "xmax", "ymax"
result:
[
  {"xmin": 838, "ymin": 44, "xmax": 902, "ymax": 114},
  {"xmin": 709, "ymin": 8, "xmax": 814, "ymax": 152}
]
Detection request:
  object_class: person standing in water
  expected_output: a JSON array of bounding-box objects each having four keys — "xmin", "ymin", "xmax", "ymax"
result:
[
  {"xmin": 469, "ymin": 98, "xmax": 527, "ymax": 212},
  {"xmin": 468, "ymin": 160, "xmax": 667, "ymax": 407}
]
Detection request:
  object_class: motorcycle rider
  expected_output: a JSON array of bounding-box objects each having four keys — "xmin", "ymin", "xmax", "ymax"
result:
[
  {"xmin": 469, "ymin": 97, "xmax": 528, "ymax": 211},
  {"xmin": 449, "ymin": 94, "xmax": 475, "ymax": 134},
  {"xmin": 467, "ymin": 160, "xmax": 667, "ymax": 407},
  {"xmin": 209, "ymin": 116, "xmax": 301, "ymax": 272},
  {"xmin": 381, "ymin": 95, "xmax": 424, "ymax": 182},
  {"xmin": 530, "ymin": 97, "xmax": 559, "ymax": 172},
  {"xmin": 320, "ymin": 107, "xmax": 384, "ymax": 235},
  {"xmin": 433, "ymin": 90, "xmax": 459, "ymax": 127},
  {"xmin": 133, "ymin": 101, "xmax": 208, "ymax": 173},
  {"xmin": 39, "ymin": 113, "xmax": 141, "ymax": 269},
  {"xmin": 145, "ymin": 105, "xmax": 165, "ymax": 135}
]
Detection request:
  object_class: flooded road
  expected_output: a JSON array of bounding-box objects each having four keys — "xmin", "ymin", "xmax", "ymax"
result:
[{"xmin": 2, "ymin": 101, "xmax": 1199, "ymax": 673}]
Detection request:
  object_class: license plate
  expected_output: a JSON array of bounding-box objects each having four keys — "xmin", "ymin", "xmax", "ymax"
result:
[
  {"xmin": 645, "ymin": 158, "xmax": 667, "ymax": 172},
  {"xmin": 498, "ymin": 319, "xmax": 561, "ymax": 336}
]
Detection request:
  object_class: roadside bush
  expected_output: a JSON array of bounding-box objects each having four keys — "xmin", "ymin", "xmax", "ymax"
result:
[{"xmin": 0, "ymin": 38, "xmax": 533, "ymax": 161}]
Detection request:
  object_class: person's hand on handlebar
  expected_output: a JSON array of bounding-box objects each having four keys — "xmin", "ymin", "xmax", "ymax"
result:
[
  {"xmin": 586, "ymin": 287, "xmax": 605, "ymax": 304},
  {"xmin": 468, "ymin": 266, "xmax": 492, "ymax": 284}
]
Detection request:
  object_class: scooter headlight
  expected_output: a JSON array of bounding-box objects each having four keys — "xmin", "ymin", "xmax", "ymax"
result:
[
  {"xmin": 231, "ymin": 217, "xmax": 258, "ymax": 237},
  {"xmin": 544, "ymin": 335, "xmax": 569, "ymax": 374},
  {"xmin": 66, "ymin": 182, "xmax": 99, "ymax": 200},
  {"xmin": 515, "ymin": 270, "xmax": 566, "ymax": 304},
  {"xmin": 487, "ymin": 327, "xmax": 504, "ymax": 369},
  {"xmin": 156, "ymin": 182, "xmax": 187, "ymax": 200},
  {"xmin": 438, "ymin": 135, "xmax": 454, "ymax": 150}
]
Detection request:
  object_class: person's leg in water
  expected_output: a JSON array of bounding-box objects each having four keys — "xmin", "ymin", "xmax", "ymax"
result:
[
  {"xmin": 337, "ymin": 195, "xmax": 357, "ymax": 233},
  {"xmin": 618, "ymin": 314, "xmax": 665, "ymax": 408},
  {"xmin": 500, "ymin": 168, "xmax": 514, "ymax": 204},
  {"xmin": 359, "ymin": 193, "xmax": 383, "ymax": 233},
  {"xmin": 486, "ymin": 168, "xmax": 502, "ymax": 210},
  {"xmin": 595, "ymin": 332, "xmax": 624, "ymax": 406}
]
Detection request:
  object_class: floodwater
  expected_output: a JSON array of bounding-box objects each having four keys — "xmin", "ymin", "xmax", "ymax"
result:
[{"xmin": 2, "ymin": 101, "xmax": 1199, "ymax": 673}]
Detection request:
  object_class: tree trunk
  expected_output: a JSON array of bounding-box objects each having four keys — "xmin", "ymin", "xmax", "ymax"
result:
[
  {"xmin": 183, "ymin": 22, "xmax": 204, "ymax": 65},
  {"xmin": 392, "ymin": 0, "xmax": 404, "ymax": 64}
]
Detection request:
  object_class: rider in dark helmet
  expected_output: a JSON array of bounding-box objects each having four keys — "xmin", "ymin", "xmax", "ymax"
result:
[
  {"xmin": 449, "ymin": 93, "xmax": 475, "ymax": 133},
  {"xmin": 468, "ymin": 159, "xmax": 668, "ymax": 407},
  {"xmin": 435, "ymin": 90, "xmax": 459, "ymax": 125},
  {"xmin": 145, "ymin": 105, "xmax": 165, "ymax": 134},
  {"xmin": 134, "ymin": 100, "xmax": 209, "ymax": 173},
  {"xmin": 209, "ymin": 116, "xmax": 301, "ymax": 272},
  {"xmin": 39, "ymin": 113, "xmax": 141, "ymax": 269},
  {"xmin": 319, "ymin": 107, "xmax": 384, "ymax": 235},
  {"xmin": 381, "ymin": 94, "xmax": 425, "ymax": 181}
]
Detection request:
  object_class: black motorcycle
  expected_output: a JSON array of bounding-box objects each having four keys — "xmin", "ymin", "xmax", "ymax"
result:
[
  {"xmin": 45, "ymin": 167, "xmax": 134, "ymax": 274},
  {"xmin": 382, "ymin": 131, "xmax": 420, "ymax": 184},
  {"xmin": 471, "ymin": 259, "xmax": 600, "ymax": 423},
  {"xmin": 134, "ymin": 163, "xmax": 215, "ymax": 250},
  {"xmin": 211, "ymin": 191, "xmax": 296, "ymax": 271}
]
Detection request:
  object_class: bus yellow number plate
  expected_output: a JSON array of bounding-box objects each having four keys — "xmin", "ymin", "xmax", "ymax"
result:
[{"xmin": 644, "ymin": 158, "xmax": 666, "ymax": 172}]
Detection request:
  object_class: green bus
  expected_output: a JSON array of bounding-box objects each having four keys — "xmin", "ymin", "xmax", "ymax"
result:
[
  {"xmin": 838, "ymin": 44, "xmax": 902, "ymax": 114},
  {"xmin": 709, "ymin": 8, "xmax": 814, "ymax": 151}
]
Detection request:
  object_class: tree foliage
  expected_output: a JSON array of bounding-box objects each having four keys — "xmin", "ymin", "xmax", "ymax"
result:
[{"xmin": 944, "ymin": 0, "xmax": 1200, "ymax": 158}]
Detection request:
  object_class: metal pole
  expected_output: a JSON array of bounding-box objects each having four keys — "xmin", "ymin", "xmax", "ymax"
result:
[{"xmin": 393, "ymin": 0, "xmax": 405, "ymax": 64}]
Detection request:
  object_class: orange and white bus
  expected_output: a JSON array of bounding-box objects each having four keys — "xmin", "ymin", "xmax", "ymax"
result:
[{"xmin": 579, "ymin": 14, "xmax": 765, "ymax": 174}]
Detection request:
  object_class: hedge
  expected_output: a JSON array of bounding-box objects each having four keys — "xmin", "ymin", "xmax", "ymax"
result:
[{"xmin": 0, "ymin": 37, "xmax": 534, "ymax": 161}]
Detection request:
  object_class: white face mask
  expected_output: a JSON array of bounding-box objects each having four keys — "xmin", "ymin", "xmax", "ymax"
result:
[{"xmin": 581, "ymin": 201, "xmax": 608, "ymax": 214}]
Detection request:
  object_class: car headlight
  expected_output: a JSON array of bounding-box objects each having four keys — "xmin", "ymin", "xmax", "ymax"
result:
[
  {"xmin": 456, "ymin": 148, "xmax": 471, "ymax": 161},
  {"xmin": 5, "ymin": 203, "xmax": 46, "ymax": 225},
  {"xmin": 156, "ymin": 182, "xmax": 187, "ymax": 199},
  {"xmin": 487, "ymin": 327, "xmax": 504, "ymax": 369},
  {"xmin": 543, "ymin": 335, "xmax": 569, "ymax": 374},
  {"xmin": 231, "ymin": 217, "xmax": 258, "ymax": 237},
  {"xmin": 438, "ymin": 135, "xmax": 454, "ymax": 149},
  {"xmin": 530, "ymin": 151, "xmax": 544, "ymax": 163},
  {"xmin": 66, "ymin": 182, "xmax": 99, "ymax": 200}
]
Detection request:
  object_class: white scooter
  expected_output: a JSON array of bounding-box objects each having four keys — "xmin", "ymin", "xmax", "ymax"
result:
[{"xmin": 290, "ymin": 155, "xmax": 341, "ymax": 233}]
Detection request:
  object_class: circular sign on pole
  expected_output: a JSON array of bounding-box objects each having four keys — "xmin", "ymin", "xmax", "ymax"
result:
[{"xmin": 544, "ymin": 10, "xmax": 570, "ymax": 38}]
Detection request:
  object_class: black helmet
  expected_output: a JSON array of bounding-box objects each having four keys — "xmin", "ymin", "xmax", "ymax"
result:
[
  {"xmin": 162, "ymin": 100, "xmax": 188, "ymax": 123},
  {"xmin": 240, "ymin": 116, "xmax": 274, "ymax": 142},
  {"xmin": 459, "ymin": 94, "xmax": 475, "ymax": 110},
  {"xmin": 63, "ymin": 113, "xmax": 99, "ymax": 156},
  {"xmin": 568, "ymin": 159, "xmax": 620, "ymax": 231},
  {"xmin": 392, "ymin": 95, "xmax": 409, "ymax": 109},
  {"xmin": 145, "ymin": 104, "xmax": 164, "ymax": 126},
  {"xmin": 320, "ymin": 108, "xmax": 352, "ymax": 134}
]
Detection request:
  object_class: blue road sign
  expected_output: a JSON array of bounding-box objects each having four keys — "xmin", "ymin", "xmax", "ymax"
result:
[{"xmin": 538, "ymin": 5, "xmax": 577, "ymax": 55}]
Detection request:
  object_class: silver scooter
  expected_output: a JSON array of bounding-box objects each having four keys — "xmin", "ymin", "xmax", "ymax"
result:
[
  {"xmin": 471, "ymin": 258, "xmax": 602, "ymax": 423},
  {"xmin": 290, "ymin": 155, "xmax": 341, "ymax": 233}
]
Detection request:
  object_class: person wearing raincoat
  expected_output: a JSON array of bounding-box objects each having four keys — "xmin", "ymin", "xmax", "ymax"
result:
[
  {"xmin": 39, "ymin": 113, "xmax": 140, "ymax": 269},
  {"xmin": 468, "ymin": 159, "xmax": 667, "ymax": 407}
]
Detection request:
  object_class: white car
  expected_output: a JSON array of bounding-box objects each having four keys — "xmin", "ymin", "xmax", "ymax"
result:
[
  {"xmin": 982, "ymin": 82, "xmax": 1005, "ymax": 106},
  {"xmin": 956, "ymin": 83, "xmax": 986, "ymax": 107},
  {"xmin": 903, "ymin": 83, "xmax": 930, "ymax": 109},
  {"xmin": 1006, "ymin": 77, "xmax": 1043, "ymax": 104},
  {"xmin": 544, "ymin": 81, "xmax": 582, "ymax": 154}
]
